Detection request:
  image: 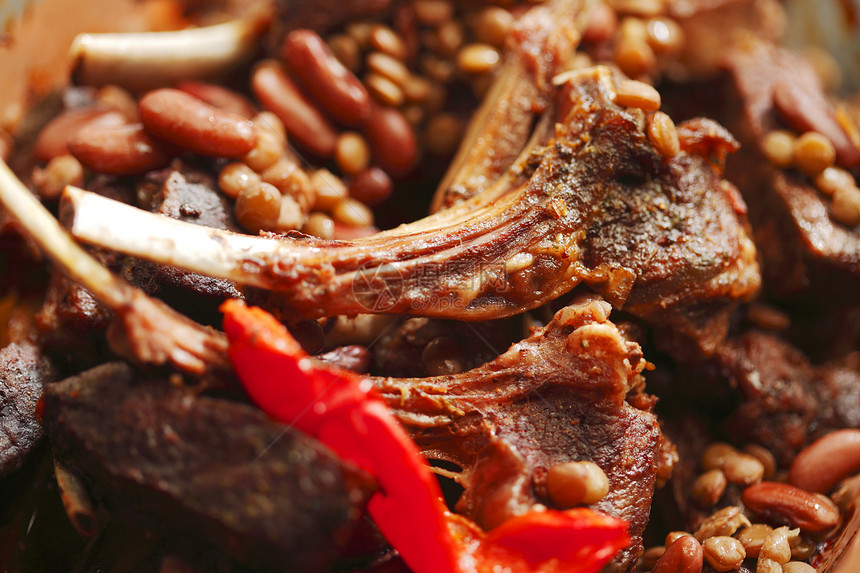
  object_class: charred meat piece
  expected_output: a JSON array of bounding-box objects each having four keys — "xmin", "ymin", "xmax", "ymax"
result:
[
  {"xmin": 65, "ymin": 66, "xmax": 759, "ymax": 358},
  {"xmin": 372, "ymin": 296, "xmax": 669, "ymax": 571},
  {"xmin": 42, "ymin": 362, "xmax": 375, "ymax": 572},
  {"xmin": 722, "ymin": 40, "xmax": 860, "ymax": 301}
]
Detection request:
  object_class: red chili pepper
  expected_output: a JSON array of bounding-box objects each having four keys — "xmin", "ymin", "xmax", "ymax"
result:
[{"xmin": 221, "ymin": 300, "xmax": 630, "ymax": 573}]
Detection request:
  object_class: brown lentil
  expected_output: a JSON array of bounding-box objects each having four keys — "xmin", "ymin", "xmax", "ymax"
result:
[
  {"xmin": 793, "ymin": 131, "xmax": 836, "ymax": 176},
  {"xmin": 694, "ymin": 506, "xmax": 751, "ymax": 541},
  {"xmin": 473, "ymin": 6, "xmax": 514, "ymax": 47},
  {"xmin": 370, "ymin": 24, "xmax": 408, "ymax": 60},
  {"xmin": 456, "ymin": 43, "xmax": 501, "ymax": 74},
  {"xmin": 235, "ymin": 182, "xmax": 282, "ymax": 233},
  {"xmin": 702, "ymin": 442, "xmax": 738, "ymax": 471},
  {"xmin": 614, "ymin": 79, "xmax": 661, "ymax": 111},
  {"xmin": 32, "ymin": 155, "xmax": 84, "ymax": 200},
  {"xmin": 648, "ymin": 111, "xmax": 680, "ymax": 158},
  {"xmin": 702, "ymin": 536, "xmax": 745, "ymax": 572},
  {"xmin": 303, "ymin": 212, "xmax": 336, "ymax": 239},
  {"xmin": 310, "ymin": 168, "xmax": 349, "ymax": 211},
  {"xmin": 365, "ymin": 73, "xmax": 407, "ymax": 107},
  {"xmin": 335, "ymin": 132, "xmax": 372, "ymax": 176},
  {"xmin": 735, "ymin": 523, "xmax": 772, "ymax": 559},
  {"xmin": 219, "ymin": 162, "xmax": 260, "ymax": 199},
  {"xmin": 582, "ymin": 2, "xmax": 618, "ymax": 44},
  {"xmin": 832, "ymin": 184, "xmax": 860, "ymax": 226},
  {"xmin": 348, "ymin": 166, "xmax": 393, "ymax": 207},
  {"xmin": 762, "ymin": 130, "xmax": 796, "ymax": 168},
  {"xmin": 646, "ymin": 17, "xmax": 683, "ymax": 55},
  {"xmin": 366, "ymin": 52, "xmax": 411, "ymax": 86},
  {"xmin": 276, "ymin": 194, "xmax": 304, "ymax": 232},
  {"xmin": 744, "ymin": 444, "xmax": 778, "ymax": 480},
  {"xmin": 723, "ymin": 452, "xmax": 765, "ymax": 486},
  {"xmin": 691, "ymin": 469, "xmax": 727, "ymax": 508},
  {"xmin": 412, "ymin": 0, "xmax": 454, "ymax": 26},
  {"xmin": 328, "ymin": 34, "xmax": 362, "ymax": 72},
  {"xmin": 424, "ymin": 112, "xmax": 463, "ymax": 156},
  {"xmin": 783, "ymin": 562, "xmax": 816, "ymax": 573},
  {"xmin": 814, "ymin": 166, "xmax": 856, "ymax": 197},
  {"xmin": 332, "ymin": 197, "xmax": 375, "ymax": 228},
  {"xmin": 243, "ymin": 129, "xmax": 284, "ymax": 173},
  {"xmin": 545, "ymin": 461, "xmax": 609, "ymax": 508}
]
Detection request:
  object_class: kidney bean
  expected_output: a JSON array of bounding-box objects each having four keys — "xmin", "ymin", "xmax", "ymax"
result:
[
  {"xmin": 69, "ymin": 123, "xmax": 170, "ymax": 175},
  {"xmin": 363, "ymin": 104, "xmax": 417, "ymax": 175},
  {"xmin": 348, "ymin": 166, "xmax": 393, "ymax": 207},
  {"xmin": 34, "ymin": 109, "xmax": 126, "ymax": 162},
  {"xmin": 282, "ymin": 30, "xmax": 371, "ymax": 125},
  {"xmin": 139, "ymin": 89, "xmax": 256, "ymax": 158},
  {"xmin": 653, "ymin": 535, "xmax": 702, "ymax": 573},
  {"xmin": 177, "ymin": 81, "xmax": 257, "ymax": 119},
  {"xmin": 742, "ymin": 482, "xmax": 840, "ymax": 532},
  {"xmin": 789, "ymin": 429, "xmax": 860, "ymax": 494},
  {"xmin": 251, "ymin": 61, "xmax": 338, "ymax": 156}
]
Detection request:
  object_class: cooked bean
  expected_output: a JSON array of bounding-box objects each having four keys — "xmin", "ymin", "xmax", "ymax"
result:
[
  {"xmin": 665, "ymin": 531, "xmax": 692, "ymax": 547},
  {"xmin": 434, "ymin": 20, "xmax": 465, "ymax": 57},
  {"xmin": 744, "ymin": 444, "xmax": 777, "ymax": 480},
  {"xmin": 310, "ymin": 168, "xmax": 348, "ymax": 211},
  {"xmin": 302, "ymin": 212, "xmax": 335, "ymax": 239},
  {"xmin": 243, "ymin": 129, "xmax": 284, "ymax": 172},
  {"xmin": 424, "ymin": 112, "xmax": 463, "ymax": 157},
  {"xmin": 276, "ymin": 194, "xmax": 304, "ymax": 232},
  {"xmin": 32, "ymin": 155, "xmax": 84, "ymax": 199},
  {"xmin": 742, "ymin": 482, "xmax": 840, "ymax": 532},
  {"xmin": 691, "ymin": 469, "xmax": 727, "ymax": 508},
  {"xmin": 328, "ymin": 34, "xmax": 362, "ymax": 72},
  {"xmin": 139, "ymin": 88, "xmax": 256, "ymax": 158},
  {"xmin": 96, "ymin": 85, "xmax": 139, "ymax": 121},
  {"xmin": 814, "ymin": 166, "xmax": 856, "ymax": 197},
  {"xmin": 759, "ymin": 526, "xmax": 795, "ymax": 564},
  {"xmin": 545, "ymin": 461, "xmax": 609, "ymax": 508},
  {"xmin": 702, "ymin": 442, "xmax": 738, "ymax": 471},
  {"xmin": 783, "ymin": 562, "xmax": 816, "ymax": 573},
  {"xmin": 473, "ymin": 6, "xmax": 514, "ymax": 47},
  {"xmin": 734, "ymin": 523, "xmax": 772, "ymax": 558},
  {"xmin": 335, "ymin": 132, "xmax": 372, "ymax": 176},
  {"xmin": 369, "ymin": 24, "xmax": 407, "ymax": 60},
  {"xmin": 412, "ymin": 0, "xmax": 453, "ymax": 25},
  {"xmin": 746, "ymin": 304, "xmax": 791, "ymax": 332},
  {"xmin": 614, "ymin": 80, "xmax": 661, "ymax": 111},
  {"xmin": 421, "ymin": 54, "xmax": 456, "ymax": 83},
  {"xmin": 793, "ymin": 131, "xmax": 836, "ymax": 175},
  {"xmin": 261, "ymin": 159, "xmax": 315, "ymax": 211},
  {"xmin": 219, "ymin": 162, "xmax": 260, "ymax": 199},
  {"xmin": 762, "ymin": 130, "xmax": 796, "ymax": 168},
  {"xmin": 34, "ymin": 108, "xmax": 126, "ymax": 162},
  {"xmin": 639, "ymin": 546, "xmax": 665, "ymax": 570},
  {"xmin": 282, "ymin": 30, "xmax": 371, "ymax": 124},
  {"xmin": 702, "ymin": 536, "xmax": 745, "ymax": 572},
  {"xmin": 177, "ymin": 81, "xmax": 257, "ymax": 119},
  {"xmin": 331, "ymin": 197, "xmax": 374, "ymax": 228},
  {"xmin": 582, "ymin": 2, "xmax": 618, "ymax": 44},
  {"xmin": 694, "ymin": 506, "xmax": 751, "ymax": 541},
  {"xmin": 348, "ymin": 166, "xmax": 393, "ymax": 207},
  {"xmin": 235, "ymin": 182, "xmax": 281, "ymax": 233},
  {"xmin": 69, "ymin": 123, "xmax": 169, "ymax": 176},
  {"xmin": 646, "ymin": 17, "xmax": 684, "ymax": 55},
  {"xmin": 456, "ymin": 43, "xmax": 501, "ymax": 74},
  {"xmin": 648, "ymin": 111, "xmax": 680, "ymax": 158},
  {"xmin": 346, "ymin": 21, "xmax": 374, "ymax": 47},
  {"xmin": 789, "ymin": 429, "xmax": 860, "ymax": 493},
  {"xmin": 363, "ymin": 105, "xmax": 418, "ymax": 175},
  {"xmin": 614, "ymin": 35, "xmax": 656, "ymax": 77},
  {"xmin": 832, "ymin": 184, "xmax": 860, "ymax": 226},
  {"xmin": 252, "ymin": 111, "xmax": 287, "ymax": 142},
  {"xmin": 402, "ymin": 75, "xmax": 435, "ymax": 103},
  {"xmin": 653, "ymin": 535, "xmax": 702, "ymax": 573},
  {"xmin": 365, "ymin": 73, "xmax": 406, "ymax": 107},
  {"xmin": 251, "ymin": 61, "xmax": 337, "ymax": 156},
  {"xmin": 790, "ymin": 537, "xmax": 816, "ymax": 560},
  {"xmin": 723, "ymin": 452, "xmax": 765, "ymax": 486},
  {"xmin": 366, "ymin": 52, "xmax": 411, "ymax": 86}
]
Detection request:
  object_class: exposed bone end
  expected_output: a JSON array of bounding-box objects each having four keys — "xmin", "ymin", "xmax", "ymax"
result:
[{"xmin": 70, "ymin": 16, "xmax": 270, "ymax": 91}]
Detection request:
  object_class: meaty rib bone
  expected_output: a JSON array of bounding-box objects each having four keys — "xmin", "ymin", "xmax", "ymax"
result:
[
  {"xmin": 0, "ymin": 160, "xmax": 228, "ymax": 376},
  {"xmin": 70, "ymin": 16, "xmax": 269, "ymax": 91},
  {"xmin": 373, "ymin": 296, "xmax": 664, "ymax": 570},
  {"xmin": 432, "ymin": 0, "xmax": 588, "ymax": 211},
  {"xmin": 66, "ymin": 67, "xmax": 638, "ymax": 321}
]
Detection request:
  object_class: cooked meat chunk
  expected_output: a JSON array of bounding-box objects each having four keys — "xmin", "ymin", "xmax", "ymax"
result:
[
  {"xmin": 42, "ymin": 362, "xmax": 375, "ymax": 572},
  {"xmin": 373, "ymin": 296, "xmax": 670, "ymax": 571}
]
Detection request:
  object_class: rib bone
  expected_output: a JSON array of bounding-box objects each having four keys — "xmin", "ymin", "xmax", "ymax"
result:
[{"xmin": 0, "ymin": 160, "xmax": 228, "ymax": 376}]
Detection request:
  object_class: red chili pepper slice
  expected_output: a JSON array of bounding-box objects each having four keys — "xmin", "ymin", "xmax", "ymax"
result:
[{"xmin": 221, "ymin": 300, "xmax": 630, "ymax": 573}]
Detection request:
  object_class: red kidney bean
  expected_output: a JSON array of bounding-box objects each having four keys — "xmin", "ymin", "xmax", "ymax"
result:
[
  {"xmin": 177, "ymin": 81, "xmax": 257, "ymax": 119},
  {"xmin": 348, "ymin": 166, "xmax": 393, "ymax": 206},
  {"xmin": 139, "ymin": 89, "xmax": 256, "ymax": 158},
  {"xmin": 34, "ymin": 109, "xmax": 126, "ymax": 162},
  {"xmin": 251, "ymin": 61, "xmax": 338, "ymax": 156},
  {"xmin": 282, "ymin": 30, "xmax": 371, "ymax": 125},
  {"xmin": 742, "ymin": 482, "xmax": 840, "ymax": 532},
  {"xmin": 363, "ymin": 104, "xmax": 417, "ymax": 175},
  {"xmin": 69, "ymin": 123, "xmax": 170, "ymax": 175},
  {"xmin": 653, "ymin": 535, "xmax": 703, "ymax": 573},
  {"xmin": 789, "ymin": 429, "xmax": 860, "ymax": 494}
]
